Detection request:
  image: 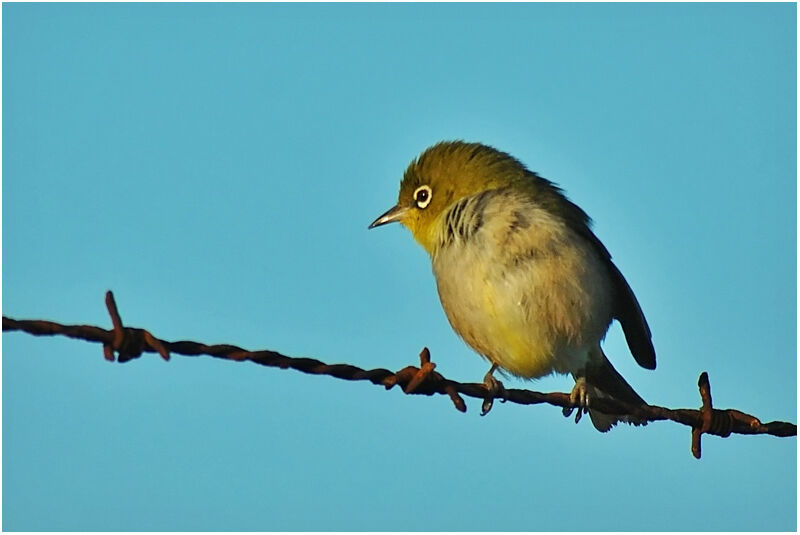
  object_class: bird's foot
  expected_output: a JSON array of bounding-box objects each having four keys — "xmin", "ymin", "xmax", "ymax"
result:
[
  {"xmin": 481, "ymin": 365, "xmax": 506, "ymax": 416},
  {"xmin": 562, "ymin": 377, "xmax": 590, "ymax": 424}
]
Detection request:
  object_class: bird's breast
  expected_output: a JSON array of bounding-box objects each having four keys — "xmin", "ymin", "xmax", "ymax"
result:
[{"xmin": 431, "ymin": 192, "xmax": 614, "ymax": 378}]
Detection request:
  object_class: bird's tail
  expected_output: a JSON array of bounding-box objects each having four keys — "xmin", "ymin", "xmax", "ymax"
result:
[{"xmin": 581, "ymin": 348, "xmax": 649, "ymax": 432}]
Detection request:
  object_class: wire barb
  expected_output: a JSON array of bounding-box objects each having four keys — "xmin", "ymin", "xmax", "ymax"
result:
[
  {"xmin": 103, "ymin": 291, "xmax": 170, "ymax": 363},
  {"xmin": 2, "ymin": 291, "xmax": 796, "ymax": 458},
  {"xmin": 692, "ymin": 372, "xmax": 713, "ymax": 458}
]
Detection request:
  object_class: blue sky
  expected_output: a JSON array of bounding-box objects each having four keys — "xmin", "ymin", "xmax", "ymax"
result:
[{"xmin": 3, "ymin": 3, "xmax": 796, "ymax": 531}]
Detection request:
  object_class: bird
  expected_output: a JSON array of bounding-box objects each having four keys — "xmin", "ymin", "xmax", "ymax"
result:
[{"xmin": 369, "ymin": 140, "xmax": 656, "ymax": 431}]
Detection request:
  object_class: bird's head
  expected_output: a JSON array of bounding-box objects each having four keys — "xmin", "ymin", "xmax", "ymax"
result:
[{"xmin": 369, "ymin": 140, "xmax": 529, "ymax": 254}]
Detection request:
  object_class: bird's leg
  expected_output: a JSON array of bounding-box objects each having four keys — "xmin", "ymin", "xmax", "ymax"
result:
[
  {"xmin": 563, "ymin": 375, "xmax": 590, "ymax": 424},
  {"xmin": 481, "ymin": 363, "xmax": 506, "ymax": 416}
]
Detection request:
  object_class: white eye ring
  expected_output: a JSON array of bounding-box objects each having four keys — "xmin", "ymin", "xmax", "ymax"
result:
[{"xmin": 414, "ymin": 185, "xmax": 432, "ymax": 209}]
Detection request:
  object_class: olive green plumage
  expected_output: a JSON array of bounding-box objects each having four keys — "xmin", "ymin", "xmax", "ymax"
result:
[{"xmin": 370, "ymin": 140, "xmax": 656, "ymax": 431}]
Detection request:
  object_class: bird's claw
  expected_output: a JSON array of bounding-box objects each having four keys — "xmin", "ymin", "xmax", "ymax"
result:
[
  {"xmin": 481, "ymin": 368, "xmax": 505, "ymax": 416},
  {"xmin": 563, "ymin": 377, "xmax": 590, "ymax": 424}
]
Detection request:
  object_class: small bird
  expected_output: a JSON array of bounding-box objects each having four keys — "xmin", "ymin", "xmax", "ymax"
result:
[{"xmin": 369, "ymin": 141, "xmax": 656, "ymax": 431}]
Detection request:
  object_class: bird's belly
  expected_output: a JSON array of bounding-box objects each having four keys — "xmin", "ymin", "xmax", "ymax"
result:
[{"xmin": 432, "ymin": 238, "xmax": 612, "ymax": 379}]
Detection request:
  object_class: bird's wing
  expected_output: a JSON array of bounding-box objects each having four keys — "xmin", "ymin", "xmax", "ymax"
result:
[
  {"xmin": 571, "ymin": 215, "xmax": 657, "ymax": 370},
  {"xmin": 529, "ymin": 173, "xmax": 657, "ymax": 370},
  {"xmin": 605, "ymin": 259, "xmax": 656, "ymax": 370}
]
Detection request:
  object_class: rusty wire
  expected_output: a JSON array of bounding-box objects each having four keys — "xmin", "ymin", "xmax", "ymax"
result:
[{"xmin": 2, "ymin": 291, "xmax": 796, "ymax": 458}]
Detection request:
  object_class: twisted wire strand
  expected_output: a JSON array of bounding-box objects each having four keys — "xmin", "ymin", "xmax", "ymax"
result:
[{"xmin": 2, "ymin": 291, "xmax": 796, "ymax": 458}]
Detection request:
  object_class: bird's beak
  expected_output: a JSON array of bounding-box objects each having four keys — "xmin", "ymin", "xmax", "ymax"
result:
[{"xmin": 368, "ymin": 204, "xmax": 408, "ymax": 229}]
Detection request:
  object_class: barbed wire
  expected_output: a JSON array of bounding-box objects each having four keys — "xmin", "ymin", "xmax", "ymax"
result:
[{"xmin": 2, "ymin": 291, "xmax": 795, "ymax": 459}]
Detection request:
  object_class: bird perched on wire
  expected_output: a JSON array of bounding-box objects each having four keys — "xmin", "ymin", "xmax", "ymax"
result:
[{"xmin": 369, "ymin": 141, "xmax": 656, "ymax": 431}]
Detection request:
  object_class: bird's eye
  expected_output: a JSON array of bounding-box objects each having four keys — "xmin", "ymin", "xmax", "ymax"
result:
[{"xmin": 414, "ymin": 185, "xmax": 432, "ymax": 209}]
